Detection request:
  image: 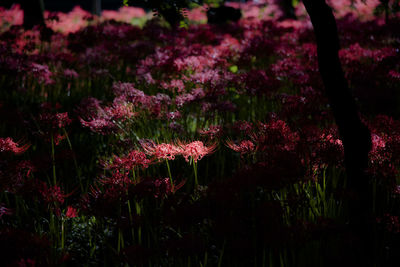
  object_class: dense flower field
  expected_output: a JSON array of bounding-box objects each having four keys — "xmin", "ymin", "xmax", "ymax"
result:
[{"xmin": 1, "ymin": 1, "xmax": 400, "ymax": 266}]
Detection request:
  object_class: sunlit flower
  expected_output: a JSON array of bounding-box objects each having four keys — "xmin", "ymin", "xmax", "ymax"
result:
[
  {"xmin": 177, "ymin": 140, "xmax": 217, "ymax": 163},
  {"xmin": 141, "ymin": 141, "xmax": 182, "ymax": 161}
]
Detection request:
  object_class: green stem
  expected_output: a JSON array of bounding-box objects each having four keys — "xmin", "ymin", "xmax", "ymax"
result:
[
  {"xmin": 127, "ymin": 199, "xmax": 135, "ymax": 242},
  {"xmin": 61, "ymin": 219, "xmax": 65, "ymax": 250},
  {"xmin": 193, "ymin": 161, "xmax": 198, "ymax": 188},
  {"xmin": 118, "ymin": 228, "xmax": 124, "ymax": 253},
  {"xmin": 136, "ymin": 201, "xmax": 142, "ymax": 245},
  {"xmin": 217, "ymin": 239, "xmax": 226, "ymax": 267},
  {"xmin": 203, "ymin": 251, "xmax": 208, "ymax": 267},
  {"xmin": 132, "ymin": 168, "xmax": 136, "ymax": 182},
  {"xmin": 165, "ymin": 159, "xmax": 174, "ymax": 190}
]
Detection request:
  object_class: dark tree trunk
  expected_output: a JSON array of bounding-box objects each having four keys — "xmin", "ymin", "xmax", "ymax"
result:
[
  {"xmin": 302, "ymin": 0, "xmax": 373, "ymax": 264},
  {"xmin": 20, "ymin": 0, "xmax": 45, "ymax": 29}
]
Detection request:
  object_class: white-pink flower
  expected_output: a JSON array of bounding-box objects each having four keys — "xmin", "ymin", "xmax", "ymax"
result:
[
  {"xmin": 177, "ymin": 141, "xmax": 217, "ymax": 163},
  {"xmin": 141, "ymin": 141, "xmax": 182, "ymax": 161}
]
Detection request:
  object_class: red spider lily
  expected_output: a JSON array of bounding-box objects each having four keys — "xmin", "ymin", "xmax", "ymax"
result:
[
  {"xmin": 98, "ymin": 170, "xmax": 133, "ymax": 201},
  {"xmin": 38, "ymin": 112, "xmax": 71, "ymax": 129},
  {"xmin": 105, "ymin": 101, "xmax": 137, "ymax": 121},
  {"xmin": 0, "ymin": 204, "xmax": 12, "ymax": 218},
  {"xmin": 35, "ymin": 109, "xmax": 72, "ymax": 145},
  {"xmin": 63, "ymin": 68, "xmax": 79, "ymax": 79},
  {"xmin": 177, "ymin": 140, "xmax": 217, "ymax": 163},
  {"xmin": 377, "ymin": 214, "xmax": 400, "ymax": 234},
  {"xmin": 39, "ymin": 184, "xmax": 66, "ymax": 204},
  {"xmin": 79, "ymin": 98, "xmax": 138, "ymax": 135},
  {"xmin": 65, "ymin": 206, "xmax": 78, "ymax": 218},
  {"xmin": 79, "ymin": 117, "xmax": 117, "ymax": 135},
  {"xmin": 198, "ymin": 125, "xmax": 223, "ymax": 139},
  {"xmin": 175, "ymin": 87, "xmax": 205, "ymax": 108},
  {"xmin": 232, "ymin": 120, "xmax": 253, "ymax": 134},
  {"xmin": 1, "ymin": 160, "xmax": 36, "ymax": 192},
  {"xmin": 30, "ymin": 62, "xmax": 54, "ymax": 85},
  {"xmin": 299, "ymin": 125, "xmax": 344, "ymax": 170},
  {"xmin": 100, "ymin": 170, "xmax": 132, "ymax": 188},
  {"xmin": 134, "ymin": 177, "xmax": 186, "ymax": 199},
  {"xmin": 161, "ymin": 79, "xmax": 185, "ymax": 93},
  {"xmin": 0, "ymin": 138, "xmax": 30, "ymax": 155},
  {"xmin": 251, "ymin": 119, "xmax": 299, "ymax": 152},
  {"xmin": 225, "ymin": 139, "xmax": 255, "ymax": 155},
  {"xmin": 38, "ymin": 182, "xmax": 76, "ymax": 205},
  {"xmin": 105, "ymin": 150, "xmax": 152, "ymax": 170},
  {"xmin": 388, "ymin": 70, "xmax": 400, "ymax": 80},
  {"xmin": 141, "ymin": 141, "xmax": 182, "ymax": 161},
  {"xmin": 166, "ymin": 111, "xmax": 182, "ymax": 121}
]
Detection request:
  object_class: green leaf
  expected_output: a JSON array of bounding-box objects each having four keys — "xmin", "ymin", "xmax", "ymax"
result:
[
  {"xmin": 229, "ymin": 65, "xmax": 238, "ymax": 73},
  {"xmin": 179, "ymin": 20, "xmax": 189, "ymax": 29}
]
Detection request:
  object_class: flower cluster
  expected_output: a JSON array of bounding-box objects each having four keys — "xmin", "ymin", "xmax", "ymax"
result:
[{"xmin": 0, "ymin": 138, "xmax": 30, "ymax": 155}]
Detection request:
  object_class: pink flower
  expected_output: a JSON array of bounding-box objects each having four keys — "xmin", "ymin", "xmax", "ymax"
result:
[
  {"xmin": 106, "ymin": 150, "xmax": 151, "ymax": 170},
  {"xmin": 177, "ymin": 141, "xmax": 217, "ymax": 163},
  {"xmin": 39, "ymin": 183, "xmax": 67, "ymax": 205},
  {"xmin": 99, "ymin": 170, "xmax": 132, "ymax": 200},
  {"xmin": 133, "ymin": 177, "xmax": 182, "ymax": 199},
  {"xmin": 0, "ymin": 138, "xmax": 30, "ymax": 154},
  {"xmin": 198, "ymin": 125, "xmax": 223, "ymax": 139},
  {"xmin": 63, "ymin": 68, "xmax": 79, "ymax": 79},
  {"xmin": 371, "ymin": 134, "xmax": 386, "ymax": 151},
  {"xmin": 162, "ymin": 79, "xmax": 185, "ymax": 93},
  {"xmin": 30, "ymin": 63, "xmax": 54, "ymax": 85},
  {"xmin": 226, "ymin": 139, "xmax": 255, "ymax": 155},
  {"xmin": 166, "ymin": 111, "xmax": 182, "ymax": 121},
  {"xmin": 252, "ymin": 119, "xmax": 299, "ymax": 152},
  {"xmin": 65, "ymin": 206, "xmax": 78, "ymax": 218},
  {"xmin": 141, "ymin": 141, "xmax": 182, "ymax": 161},
  {"xmin": 389, "ymin": 70, "xmax": 400, "ymax": 80},
  {"xmin": 80, "ymin": 117, "xmax": 116, "ymax": 135},
  {"xmin": 39, "ymin": 112, "xmax": 71, "ymax": 129},
  {"xmin": 232, "ymin": 120, "xmax": 253, "ymax": 134}
]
